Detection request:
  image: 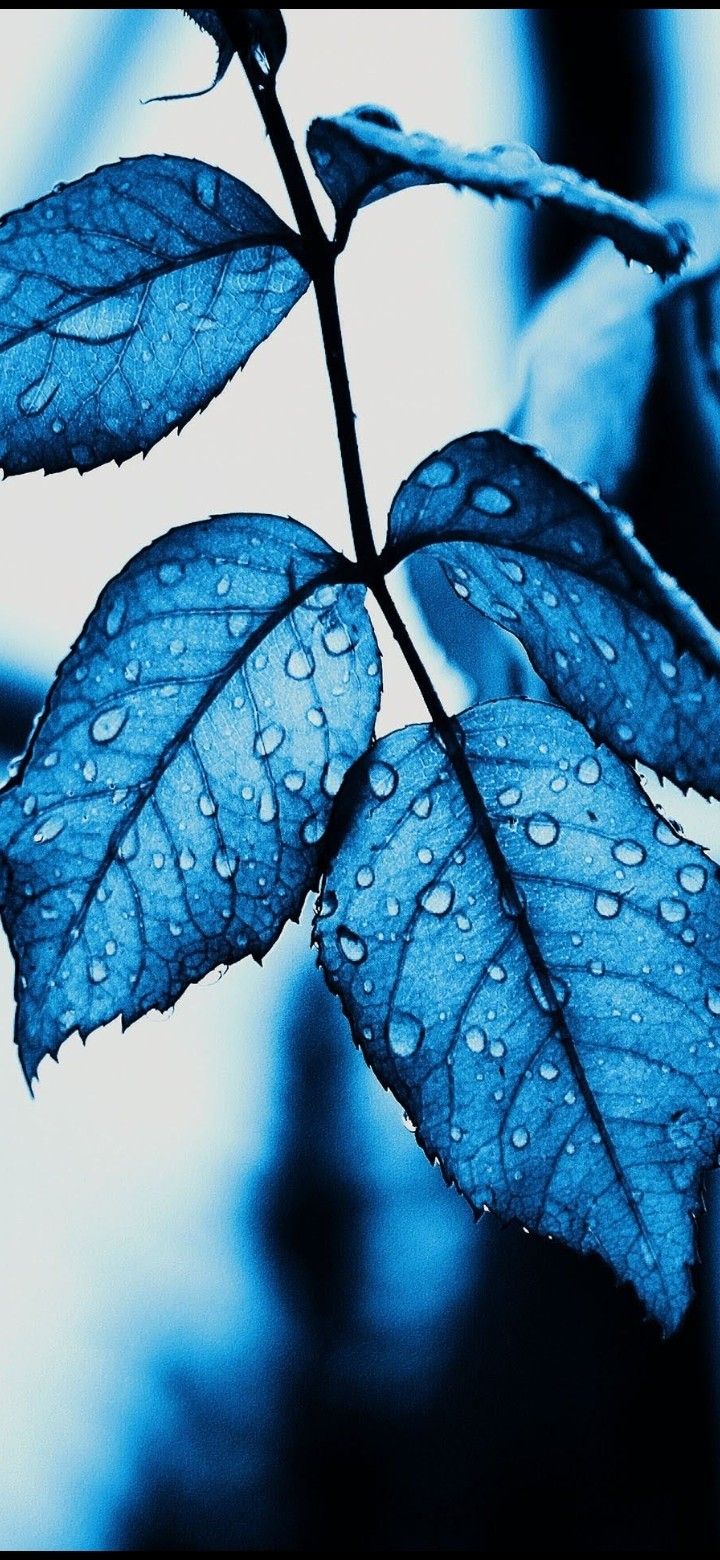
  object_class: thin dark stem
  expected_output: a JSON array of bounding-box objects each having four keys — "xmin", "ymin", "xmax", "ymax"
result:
[{"xmin": 232, "ymin": 24, "xmax": 655, "ymax": 1267}]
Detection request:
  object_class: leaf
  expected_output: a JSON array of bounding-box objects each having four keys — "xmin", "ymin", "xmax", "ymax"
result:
[
  {"xmin": 212, "ymin": 8, "xmax": 287, "ymax": 77},
  {"xmin": 0, "ymin": 156, "xmax": 309, "ymax": 476},
  {"xmin": 513, "ymin": 195, "xmax": 720, "ymax": 493},
  {"xmin": 315, "ymin": 697, "xmax": 720, "ymax": 1329},
  {"xmin": 177, "ymin": 10, "xmax": 287, "ymax": 97},
  {"xmin": 0, "ymin": 514, "xmax": 380, "ymax": 1082},
  {"xmin": 384, "ymin": 431, "xmax": 720, "ymax": 797},
  {"xmin": 152, "ymin": 11, "xmax": 234, "ymax": 100},
  {"xmin": 307, "ymin": 108, "xmax": 692, "ymax": 276}
]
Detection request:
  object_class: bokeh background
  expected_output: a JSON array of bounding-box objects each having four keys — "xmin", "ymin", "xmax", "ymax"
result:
[{"xmin": 0, "ymin": 8, "xmax": 719, "ymax": 1550}]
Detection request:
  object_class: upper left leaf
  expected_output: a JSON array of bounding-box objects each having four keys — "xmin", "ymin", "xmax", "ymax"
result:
[{"xmin": 0, "ymin": 156, "xmax": 309, "ymax": 475}]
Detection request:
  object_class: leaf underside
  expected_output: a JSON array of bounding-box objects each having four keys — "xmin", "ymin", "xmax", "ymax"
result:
[
  {"xmin": 513, "ymin": 194, "xmax": 720, "ymax": 493},
  {"xmin": 0, "ymin": 513, "xmax": 380, "ymax": 1082},
  {"xmin": 385, "ymin": 431, "xmax": 720, "ymax": 798},
  {"xmin": 315, "ymin": 698, "xmax": 720, "ymax": 1329},
  {"xmin": 0, "ymin": 155, "xmax": 309, "ymax": 475},
  {"xmin": 307, "ymin": 109, "xmax": 692, "ymax": 276}
]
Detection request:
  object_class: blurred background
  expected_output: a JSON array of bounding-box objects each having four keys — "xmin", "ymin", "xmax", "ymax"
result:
[{"xmin": 0, "ymin": 7, "xmax": 719, "ymax": 1551}]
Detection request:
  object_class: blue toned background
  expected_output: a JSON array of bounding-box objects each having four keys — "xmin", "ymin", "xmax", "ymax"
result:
[{"xmin": 0, "ymin": 9, "xmax": 718, "ymax": 1551}]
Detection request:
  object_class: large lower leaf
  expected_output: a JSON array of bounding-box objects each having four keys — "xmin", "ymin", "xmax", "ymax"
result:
[
  {"xmin": 0, "ymin": 156, "xmax": 308, "ymax": 475},
  {"xmin": 307, "ymin": 108, "xmax": 691, "ymax": 275},
  {"xmin": 384, "ymin": 431, "xmax": 720, "ymax": 797},
  {"xmin": 315, "ymin": 699, "xmax": 720, "ymax": 1329},
  {"xmin": 0, "ymin": 514, "xmax": 380, "ymax": 1081}
]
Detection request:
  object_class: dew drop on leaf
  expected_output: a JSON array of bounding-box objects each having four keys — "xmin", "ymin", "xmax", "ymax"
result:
[
  {"xmin": 91, "ymin": 707, "xmax": 127, "ymax": 745},
  {"xmin": 388, "ymin": 1010, "xmax": 424, "ymax": 1057},
  {"xmin": 526, "ymin": 813, "xmax": 559, "ymax": 847}
]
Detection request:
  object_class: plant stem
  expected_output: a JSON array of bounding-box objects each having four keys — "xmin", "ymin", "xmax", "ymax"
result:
[{"xmin": 233, "ymin": 33, "xmax": 653, "ymax": 1252}]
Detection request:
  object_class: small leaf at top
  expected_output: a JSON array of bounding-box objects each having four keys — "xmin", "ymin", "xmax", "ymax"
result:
[
  {"xmin": 0, "ymin": 513, "xmax": 380, "ymax": 1082},
  {"xmin": 158, "ymin": 11, "xmax": 232, "ymax": 101},
  {"xmin": 315, "ymin": 698, "xmax": 720, "ymax": 1329},
  {"xmin": 213, "ymin": 8, "xmax": 287, "ymax": 77},
  {"xmin": 0, "ymin": 156, "xmax": 308, "ymax": 476},
  {"xmin": 307, "ymin": 108, "xmax": 692, "ymax": 275},
  {"xmin": 513, "ymin": 195, "xmax": 720, "ymax": 493},
  {"xmin": 384, "ymin": 431, "xmax": 720, "ymax": 798}
]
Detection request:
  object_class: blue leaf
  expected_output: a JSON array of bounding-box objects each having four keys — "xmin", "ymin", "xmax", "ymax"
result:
[
  {"xmin": 514, "ymin": 195, "xmax": 720, "ymax": 493},
  {"xmin": 0, "ymin": 514, "xmax": 380, "ymax": 1082},
  {"xmin": 0, "ymin": 156, "xmax": 309, "ymax": 475},
  {"xmin": 315, "ymin": 698, "xmax": 720, "ymax": 1329},
  {"xmin": 307, "ymin": 108, "xmax": 692, "ymax": 275},
  {"xmin": 152, "ymin": 11, "xmax": 234, "ymax": 100},
  {"xmin": 385, "ymin": 431, "xmax": 720, "ymax": 797},
  {"xmin": 176, "ymin": 10, "xmax": 287, "ymax": 99}
]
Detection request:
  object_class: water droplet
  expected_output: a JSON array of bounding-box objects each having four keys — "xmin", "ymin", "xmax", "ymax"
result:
[
  {"xmin": 554, "ymin": 649, "xmax": 569, "ymax": 671},
  {"xmin": 105, "ymin": 599, "xmax": 125, "ymax": 637},
  {"xmin": 18, "ymin": 375, "xmax": 60, "ymax": 417},
  {"xmin": 255, "ymin": 722, "xmax": 285, "ymax": 757},
  {"xmin": 660, "ymin": 659, "xmax": 677, "ymax": 679},
  {"xmin": 669, "ymin": 1112, "xmax": 701, "ymax": 1150},
  {"xmin": 588, "ymin": 958, "xmax": 605, "ymax": 976},
  {"xmin": 417, "ymin": 847, "xmax": 434, "ymax": 866},
  {"xmin": 612, "ymin": 840, "xmax": 645, "ymax": 867},
  {"xmin": 88, "ymin": 958, "xmax": 107, "ymax": 984},
  {"xmin": 196, "ymin": 792, "xmax": 216, "ymax": 818},
  {"xmin": 706, "ymin": 989, "xmax": 720, "ymax": 1017},
  {"xmin": 369, "ymin": 761, "xmax": 398, "ymax": 799},
  {"xmin": 33, "ymin": 815, "xmax": 65, "ymax": 844},
  {"xmin": 22, "ymin": 794, "xmax": 36, "ymax": 817},
  {"xmin": 319, "ymin": 758, "xmax": 346, "ymax": 798},
  {"xmin": 498, "ymin": 558, "xmax": 525, "ymax": 584},
  {"xmin": 412, "ymin": 792, "xmax": 433, "ymax": 819},
  {"xmin": 338, "ymin": 926, "xmax": 367, "ymax": 964},
  {"xmin": 91, "ymin": 707, "xmax": 126, "ymax": 744},
  {"xmin": 214, "ymin": 848, "xmax": 236, "ymax": 880},
  {"xmin": 388, "ymin": 1010, "xmax": 424, "ymax": 1057},
  {"xmin": 595, "ymin": 891, "xmax": 621, "ymax": 919},
  {"xmin": 498, "ymin": 786, "xmax": 521, "ymax": 807},
  {"xmin": 540, "ymin": 1061, "xmax": 559, "ymax": 1081},
  {"xmin": 550, "ymin": 775, "xmax": 567, "ymax": 793},
  {"xmin": 195, "ymin": 166, "xmax": 219, "ymax": 209},
  {"xmin": 169, "ymin": 637, "xmax": 185, "ymax": 658},
  {"xmin": 153, "ymin": 852, "xmax": 165, "ymax": 870},
  {"xmin": 658, "ymin": 897, "xmax": 688, "ymax": 924},
  {"xmin": 489, "ymin": 1038, "xmax": 506, "ymax": 1059},
  {"xmin": 317, "ymin": 889, "xmax": 338, "ymax": 919},
  {"xmin": 124, "ymin": 659, "xmax": 140, "ymax": 683},
  {"xmin": 576, "ymin": 756, "xmax": 601, "ymax": 785},
  {"xmin": 286, "ymin": 647, "xmax": 314, "ymax": 680},
  {"xmin": 655, "ymin": 819, "xmax": 680, "ymax": 846},
  {"xmin": 511, "ymin": 1126, "xmax": 529, "ymax": 1150},
  {"xmin": 118, "ymin": 827, "xmax": 138, "ymax": 862},
  {"xmin": 465, "ymin": 1026, "xmax": 486, "ymax": 1053},
  {"xmin": 678, "ymin": 864, "xmax": 707, "ymax": 894},
  {"xmin": 258, "ymin": 789, "xmax": 277, "ymax": 824},
  {"xmin": 593, "ymin": 636, "xmax": 617, "ymax": 662},
  {"xmin": 450, "ymin": 1125, "xmax": 464, "ymax": 1144},
  {"xmin": 42, "ymin": 751, "xmax": 58, "ymax": 769},
  {"xmin": 284, "ymin": 770, "xmax": 306, "ymax": 794},
  {"xmin": 323, "ymin": 623, "xmax": 353, "ymax": 655},
  {"xmin": 307, "ymin": 708, "xmax": 325, "ymax": 728},
  {"xmin": 617, "ymin": 724, "xmax": 635, "ymax": 744},
  {"xmin": 470, "ymin": 482, "xmax": 513, "ymax": 516},
  {"xmin": 489, "ymin": 963, "xmax": 506, "ymax": 982},
  {"xmin": 526, "ymin": 813, "xmax": 559, "ymax": 847},
  {"xmin": 385, "ymin": 895, "xmax": 400, "ymax": 918},
  {"xmin": 179, "ymin": 847, "xmax": 195, "ymax": 871},
  {"xmin": 302, "ymin": 815, "xmax": 324, "ymax": 845},
  {"xmin": 543, "ymin": 589, "xmax": 559, "ymax": 608},
  {"xmin": 158, "ymin": 561, "xmax": 182, "ymax": 586},
  {"xmin": 421, "ymin": 881, "xmax": 454, "ymax": 916},
  {"xmin": 356, "ymin": 865, "xmax": 375, "ymax": 889},
  {"xmin": 417, "ymin": 456, "xmax": 456, "ymax": 488}
]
